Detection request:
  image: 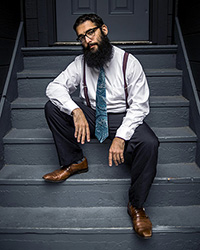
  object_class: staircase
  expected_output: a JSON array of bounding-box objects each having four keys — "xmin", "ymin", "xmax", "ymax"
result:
[{"xmin": 0, "ymin": 45, "xmax": 200, "ymax": 249}]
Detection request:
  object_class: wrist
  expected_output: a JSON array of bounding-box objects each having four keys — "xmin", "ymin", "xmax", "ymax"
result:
[
  {"xmin": 114, "ymin": 137, "xmax": 125, "ymax": 145},
  {"xmin": 115, "ymin": 136, "xmax": 125, "ymax": 142},
  {"xmin": 71, "ymin": 108, "xmax": 81, "ymax": 116}
]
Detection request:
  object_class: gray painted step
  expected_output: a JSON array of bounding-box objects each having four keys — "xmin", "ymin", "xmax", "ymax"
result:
[
  {"xmin": 1, "ymin": 205, "xmax": 199, "ymax": 233},
  {"xmin": 21, "ymin": 45, "xmax": 178, "ymax": 70},
  {"xmin": 23, "ymin": 53, "xmax": 177, "ymax": 70},
  {"xmin": 0, "ymin": 163, "xmax": 199, "ymax": 207},
  {"xmin": 3, "ymin": 127, "xmax": 197, "ymax": 165},
  {"xmin": 22, "ymin": 45, "xmax": 178, "ymax": 56},
  {"xmin": 0, "ymin": 206, "xmax": 200, "ymax": 250},
  {"xmin": 11, "ymin": 96, "xmax": 189, "ymax": 129},
  {"xmin": 17, "ymin": 68, "xmax": 182, "ymax": 97},
  {"xmin": 1, "ymin": 44, "xmax": 199, "ymax": 250}
]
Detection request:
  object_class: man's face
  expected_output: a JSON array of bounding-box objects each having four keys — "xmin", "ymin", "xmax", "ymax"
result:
[{"xmin": 76, "ymin": 20, "xmax": 108, "ymax": 53}]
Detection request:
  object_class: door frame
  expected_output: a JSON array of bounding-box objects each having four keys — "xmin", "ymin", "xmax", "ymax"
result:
[{"xmin": 45, "ymin": 0, "xmax": 175, "ymax": 46}]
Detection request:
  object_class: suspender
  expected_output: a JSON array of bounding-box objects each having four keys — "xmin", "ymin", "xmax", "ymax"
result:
[
  {"xmin": 83, "ymin": 51, "xmax": 129, "ymax": 108},
  {"xmin": 83, "ymin": 59, "xmax": 91, "ymax": 108},
  {"xmin": 123, "ymin": 52, "xmax": 129, "ymax": 109}
]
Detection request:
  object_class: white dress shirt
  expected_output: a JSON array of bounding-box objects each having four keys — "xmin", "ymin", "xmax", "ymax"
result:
[{"xmin": 46, "ymin": 46, "xmax": 150, "ymax": 141}]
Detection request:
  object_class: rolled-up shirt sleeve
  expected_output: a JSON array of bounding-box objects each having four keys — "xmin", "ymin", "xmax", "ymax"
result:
[
  {"xmin": 46, "ymin": 56, "xmax": 82, "ymax": 115},
  {"xmin": 115, "ymin": 56, "xmax": 150, "ymax": 140}
]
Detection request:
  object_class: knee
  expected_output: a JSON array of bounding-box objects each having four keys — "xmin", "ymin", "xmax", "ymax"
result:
[
  {"xmin": 44, "ymin": 100, "xmax": 57, "ymax": 119},
  {"xmin": 142, "ymin": 133, "xmax": 159, "ymax": 153}
]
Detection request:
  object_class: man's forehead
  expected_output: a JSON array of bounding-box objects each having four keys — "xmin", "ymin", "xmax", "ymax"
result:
[{"xmin": 76, "ymin": 20, "xmax": 96, "ymax": 34}]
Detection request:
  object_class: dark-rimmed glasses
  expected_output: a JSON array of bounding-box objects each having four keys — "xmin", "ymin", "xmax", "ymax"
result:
[{"xmin": 76, "ymin": 26, "xmax": 101, "ymax": 43}]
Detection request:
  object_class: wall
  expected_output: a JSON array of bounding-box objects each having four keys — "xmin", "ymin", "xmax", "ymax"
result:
[
  {"xmin": 178, "ymin": 0, "xmax": 200, "ymax": 99},
  {"xmin": 24, "ymin": 0, "xmax": 56, "ymax": 47},
  {"xmin": 150, "ymin": 0, "xmax": 175, "ymax": 44},
  {"xmin": 0, "ymin": 1, "xmax": 21, "ymax": 98},
  {"xmin": 24, "ymin": 0, "xmax": 174, "ymax": 47}
]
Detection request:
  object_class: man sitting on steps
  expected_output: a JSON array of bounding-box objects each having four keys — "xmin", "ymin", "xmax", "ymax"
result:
[{"xmin": 43, "ymin": 13, "xmax": 159, "ymax": 239}]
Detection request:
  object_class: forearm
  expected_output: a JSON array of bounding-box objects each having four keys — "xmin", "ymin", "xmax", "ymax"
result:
[
  {"xmin": 115, "ymin": 106, "xmax": 149, "ymax": 140},
  {"xmin": 46, "ymin": 59, "xmax": 81, "ymax": 115}
]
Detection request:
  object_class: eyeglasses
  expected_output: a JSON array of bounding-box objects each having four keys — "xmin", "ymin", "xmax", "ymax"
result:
[{"xmin": 76, "ymin": 26, "xmax": 101, "ymax": 43}]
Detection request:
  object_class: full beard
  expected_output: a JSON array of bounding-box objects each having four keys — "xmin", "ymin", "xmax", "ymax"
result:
[{"xmin": 83, "ymin": 33, "xmax": 113, "ymax": 69}]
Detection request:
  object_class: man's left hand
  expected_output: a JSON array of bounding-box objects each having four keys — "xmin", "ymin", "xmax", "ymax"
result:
[{"xmin": 109, "ymin": 137, "xmax": 125, "ymax": 167}]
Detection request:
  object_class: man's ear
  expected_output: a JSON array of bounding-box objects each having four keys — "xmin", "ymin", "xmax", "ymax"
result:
[{"xmin": 101, "ymin": 24, "xmax": 108, "ymax": 36}]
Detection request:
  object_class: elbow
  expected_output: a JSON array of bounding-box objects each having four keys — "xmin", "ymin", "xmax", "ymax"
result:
[{"xmin": 46, "ymin": 82, "xmax": 53, "ymax": 99}]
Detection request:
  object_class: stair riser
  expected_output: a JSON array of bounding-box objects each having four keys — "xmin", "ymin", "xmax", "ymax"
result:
[
  {"xmin": 18, "ymin": 78, "xmax": 51, "ymax": 98},
  {"xmin": 149, "ymin": 76, "xmax": 182, "ymax": 96},
  {"xmin": 11, "ymin": 107, "xmax": 189, "ymax": 129},
  {"xmin": 0, "ymin": 182, "xmax": 199, "ymax": 207},
  {"xmin": 23, "ymin": 54, "xmax": 177, "ymax": 70},
  {"xmin": 17, "ymin": 76, "xmax": 182, "ymax": 98},
  {"xmin": 4, "ymin": 142, "xmax": 196, "ymax": 165},
  {"xmin": 0, "ymin": 232, "xmax": 200, "ymax": 250}
]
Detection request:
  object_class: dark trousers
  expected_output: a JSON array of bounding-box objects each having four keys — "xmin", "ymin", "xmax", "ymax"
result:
[{"xmin": 45, "ymin": 100, "xmax": 159, "ymax": 208}]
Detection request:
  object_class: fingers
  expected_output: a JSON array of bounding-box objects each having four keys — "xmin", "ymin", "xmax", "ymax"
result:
[
  {"xmin": 72, "ymin": 108, "xmax": 90, "ymax": 144},
  {"xmin": 86, "ymin": 124, "xmax": 90, "ymax": 143},
  {"xmin": 74, "ymin": 124, "xmax": 79, "ymax": 140},
  {"xmin": 109, "ymin": 151, "xmax": 124, "ymax": 167},
  {"xmin": 74, "ymin": 123, "xmax": 90, "ymax": 144},
  {"xmin": 109, "ymin": 137, "xmax": 125, "ymax": 167},
  {"xmin": 109, "ymin": 151, "xmax": 113, "ymax": 167}
]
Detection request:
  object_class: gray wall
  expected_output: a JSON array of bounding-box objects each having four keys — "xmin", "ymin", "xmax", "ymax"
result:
[
  {"xmin": 24, "ymin": 0, "xmax": 56, "ymax": 47},
  {"xmin": 0, "ymin": 1, "xmax": 21, "ymax": 98},
  {"xmin": 178, "ymin": 0, "xmax": 200, "ymax": 99}
]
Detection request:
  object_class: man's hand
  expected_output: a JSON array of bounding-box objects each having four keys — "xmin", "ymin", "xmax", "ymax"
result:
[
  {"xmin": 109, "ymin": 137, "xmax": 125, "ymax": 167},
  {"xmin": 72, "ymin": 108, "xmax": 90, "ymax": 144}
]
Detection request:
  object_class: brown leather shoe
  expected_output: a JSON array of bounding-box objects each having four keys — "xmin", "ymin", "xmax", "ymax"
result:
[
  {"xmin": 127, "ymin": 202, "xmax": 152, "ymax": 239},
  {"xmin": 43, "ymin": 157, "xmax": 88, "ymax": 182}
]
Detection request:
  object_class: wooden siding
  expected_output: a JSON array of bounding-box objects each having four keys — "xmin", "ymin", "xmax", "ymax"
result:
[
  {"xmin": 24, "ymin": 0, "xmax": 56, "ymax": 47},
  {"xmin": 150, "ymin": 0, "xmax": 174, "ymax": 44},
  {"xmin": 178, "ymin": 0, "xmax": 200, "ymax": 99},
  {"xmin": 0, "ymin": 1, "xmax": 21, "ymax": 97}
]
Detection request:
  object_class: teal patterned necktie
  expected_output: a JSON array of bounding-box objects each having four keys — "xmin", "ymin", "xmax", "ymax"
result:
[{"xmin": 95, "ymin": 67, "xmax": 109, "ymax": 143}]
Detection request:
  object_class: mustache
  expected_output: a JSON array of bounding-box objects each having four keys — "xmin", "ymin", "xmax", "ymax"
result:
[{"xmin": 85, "ymin": 42, "xmax": 98, "ymax": 49}]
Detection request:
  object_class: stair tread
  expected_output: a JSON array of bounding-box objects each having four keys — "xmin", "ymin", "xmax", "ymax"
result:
[
  {"xmin": 0, "ymin": 205, "xmax": 200, "ymax": 233},
  {"xmin": 0, "ymin": 163, "xmax": 199, "ymax": 184},
  {"xmin": 17, "ymin": 68, "xmax": 182, "ymax": 78},
  {"xmin": 12, "ymin": 96, "xmax": 189, "ymax": 108},
  {"xmin": 21, "ymin": 44, "xmax": 178, "ymax": 53},
  {"xmin": 3, "ymin": 127, "xmax": 197, "ymax": 143}
]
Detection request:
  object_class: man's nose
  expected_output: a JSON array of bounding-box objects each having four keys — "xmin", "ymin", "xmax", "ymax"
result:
[{"xmin": 85, "ymin": 36, "xmax": 92, "ymax": 43}]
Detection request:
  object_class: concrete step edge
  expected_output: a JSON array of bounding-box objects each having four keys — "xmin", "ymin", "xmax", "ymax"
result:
[
  {"xmin": 3, "ymin": 127, "xmax": 197, "ymax": 144},
  {"xmin": 0, "ymin": 163, "xmax": 199, "ymax": 185},
  {"xmin": 17, "ymin": 68, "xmax": 182, "ymax": 79},
  {"xmin": 21, "ymin": 45, "xmax": 178, "ymax": 56},
  {"xmin": 0, "ymin": 205, "xmax": 200, "ymax": 234},
  {"xmin": 11, "ymin": 96, "xmax": 189, "ymax": 109}
]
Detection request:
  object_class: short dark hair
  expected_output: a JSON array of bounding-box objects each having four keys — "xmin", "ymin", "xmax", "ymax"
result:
[{"xmin": 73, "ymin": 13, "xmax": 104, "ymax": 32}]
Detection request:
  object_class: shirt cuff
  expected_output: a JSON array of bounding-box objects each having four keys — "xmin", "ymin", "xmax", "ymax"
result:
[
  {"xmin": 60, "ymin": 99, "xmax": 79, "ymax": 115},
  {"xmin": 115, "ymin": 125, "xmax": 135, "ymax": 141}
]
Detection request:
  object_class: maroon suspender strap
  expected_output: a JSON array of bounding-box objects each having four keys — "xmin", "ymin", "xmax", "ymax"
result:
[
  {"xmin": 83, "ymin": 59, "xmax": 91, "ymax": 107},
  {"xmin": 83, "ymin": 52, "xmax": 129, "ymax": 109},
  {"xmin": 123, "ymin": 51, "xmax": 129, "ymax": 109}
]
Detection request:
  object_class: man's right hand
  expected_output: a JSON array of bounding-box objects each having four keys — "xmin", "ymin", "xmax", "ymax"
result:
[{"xmin": 72, "ymin": 108, "xmax": 90, "ymax": 144}]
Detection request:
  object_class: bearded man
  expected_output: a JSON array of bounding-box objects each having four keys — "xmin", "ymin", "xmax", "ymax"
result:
[{"xmin": 43, "ymin": 13, "xmax": 159, "ymax": 239}]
